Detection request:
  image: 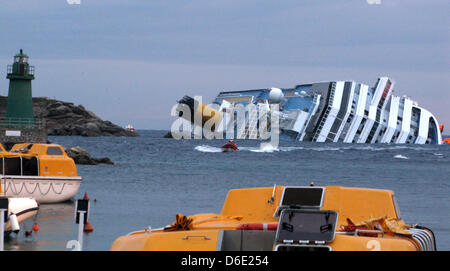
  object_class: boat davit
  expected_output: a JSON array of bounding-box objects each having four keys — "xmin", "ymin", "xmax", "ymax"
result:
[
  {"xmin": 2, "ymin": 197, "xmax": 39, "ymax": 233},
  {"xmin": 110, "ymin": 185, "xmax": 436, "ymax": 251},
  {"xmin": 221, "ymin": 140, "xmax": 238, "ymax": 152},
  {"xmin": 0, "ymin": 143, "xmax": 82, "ymax": 203}
]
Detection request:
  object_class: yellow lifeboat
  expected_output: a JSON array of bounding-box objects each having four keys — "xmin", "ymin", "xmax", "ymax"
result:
[
  {"xmin": 110, "ymin": 185, "xmax": 436, "ymax": 251},
  {"xmin": 0, "ymin": 143, "xmax": 82, "ymax": 203}
]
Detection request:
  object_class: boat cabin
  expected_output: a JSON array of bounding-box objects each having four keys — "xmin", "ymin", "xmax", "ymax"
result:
[{"xmin": 0, "ymin": 143, "xmax": 77, "ymax": 177}]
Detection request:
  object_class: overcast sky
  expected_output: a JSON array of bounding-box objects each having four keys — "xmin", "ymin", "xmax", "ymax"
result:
[{"xmin": 0, "ymin": 0, "xmax": 448, "ymax": 130}]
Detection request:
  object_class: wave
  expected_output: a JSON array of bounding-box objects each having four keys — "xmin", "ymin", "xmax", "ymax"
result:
[
  {"xmin": 195, "ymin": 143, "xmax": 286, "ymax": 153},
  {"xmin": 195, "ymin": 143, "xmax": 284, "ymax": 153},
  {"xmin": 248, "ymin": 142, "xmax": 280, "ymax": 153},
  {"xmin": 194, "ymin": 145, "xmax": 222, "ymax": 153},
  {"xmin": 393, "ymin": 154, "xmax": 409, "ymax": 159},
  {"xmin": 194, "ymin": 143, "xmax": 438, "ymax": 154}
]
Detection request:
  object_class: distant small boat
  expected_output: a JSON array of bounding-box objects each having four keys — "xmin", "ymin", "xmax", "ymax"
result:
[
  {"xmin": 3, "ymin": 197, "xmax": 39, "ymax": 233},
  {"xmin": 443, "ymin": 138, "xmax": 450, "ymax": 144},
  {"xmin": 126, "ymin": 124, "xmax": 135, "ymax": 132},
  {"xmin": 221, "ymin": 141, "xmax": 238, "ymax": 152}
]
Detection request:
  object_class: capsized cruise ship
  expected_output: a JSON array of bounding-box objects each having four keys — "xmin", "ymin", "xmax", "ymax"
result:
[{"xmin": 176, "ymin": 77, "xmax": 442, "ymax": 144}]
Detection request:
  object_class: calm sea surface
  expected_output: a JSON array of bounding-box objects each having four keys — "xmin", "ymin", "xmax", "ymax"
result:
[{"xmin": 4, "ymin": 130, "xmax": 450, "ymax": 251}]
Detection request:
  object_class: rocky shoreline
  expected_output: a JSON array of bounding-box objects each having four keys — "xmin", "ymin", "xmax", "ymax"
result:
[{"xmin": 0, "ymin": 96, "xmax": 139, "ymax": 137}]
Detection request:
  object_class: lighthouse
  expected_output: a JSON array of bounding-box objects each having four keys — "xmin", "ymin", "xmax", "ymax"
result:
[
  {"xmin": 0, "ymin": 49, "xmax": 47, "ymax": 148},
  {"xmin": 5, "ymin": 49, "xmax": 36, "ymax": 127}
]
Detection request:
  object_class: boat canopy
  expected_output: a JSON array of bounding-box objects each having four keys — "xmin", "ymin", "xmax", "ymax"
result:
[{"xmin": 0, "ymin": 143, "xmax": 77, "ymax": 177}]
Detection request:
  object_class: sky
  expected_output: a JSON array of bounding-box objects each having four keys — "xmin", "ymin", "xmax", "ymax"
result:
[{"xmin": 0, "ymin": 0, "xmax": 448, "ymax": 131}]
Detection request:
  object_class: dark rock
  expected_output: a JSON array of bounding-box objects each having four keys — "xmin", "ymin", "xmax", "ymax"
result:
[
  {"xmin": 0, "ymin": 96, "xmax": 139, "ymax": 137},
  {"xmin": 47, "ymin": 105, "xmax": 71, "ymax": 117},
  {"xmin": 93, "ymin": 157, "xmax": 114, "ymax": 165},
  {"xmin": 163, "ymin": 131, "xmax": 173, "ymax": 138},
  {"xmin": 44, "ymin": 97, "xmax": 138, "ymax": 137},
  {"xmin": 65, "ymin": 146, "xmax": 114, "ymax": 165},
  {"xmin": 85, "ymin": 122, "xmax": 101, "ymax": 134}
]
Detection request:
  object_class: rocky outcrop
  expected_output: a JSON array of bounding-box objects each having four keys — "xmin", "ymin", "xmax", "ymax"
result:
[
  {"xmin": 0, "ymin": 96, "xmax": 139, "ymax": 137},
  {"xmin": 65, "ymin": 146, "xmax": 114, "ymax": 165},
  {"xmin": 163, "ymin": 131, "xmax": 173, "ymax": 138},
  {"xmin": 35, "ymin": 97, "xmax": 139, "ymax": 137}
]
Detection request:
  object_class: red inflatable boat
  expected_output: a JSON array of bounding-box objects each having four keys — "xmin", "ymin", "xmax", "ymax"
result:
[{"xmin": 221, "ymin": 140, "xmax": 238, "ymax": 152}]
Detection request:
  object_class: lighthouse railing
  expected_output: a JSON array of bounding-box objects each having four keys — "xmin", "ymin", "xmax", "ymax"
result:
[
  {"xmin": 6, "ymin": 65, "xmax": 35, "ymax": 76},
  {"xmin": 0, "ymin": 117, "xmax": 44, "ymax": 129}
]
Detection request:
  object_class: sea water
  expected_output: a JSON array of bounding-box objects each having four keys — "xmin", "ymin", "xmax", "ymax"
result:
[{"xmin": 4, "ymin": 130, "xmax": 450, "ymax": 251}]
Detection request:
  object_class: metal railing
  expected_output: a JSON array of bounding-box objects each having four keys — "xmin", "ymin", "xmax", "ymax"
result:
[
  {"xmin": 0, "ymin": 117, "xmax": 44, "ymax": 129},
  {"xmin": 7, "ymin": 65, "xmax": 35, "ymax": 76}
]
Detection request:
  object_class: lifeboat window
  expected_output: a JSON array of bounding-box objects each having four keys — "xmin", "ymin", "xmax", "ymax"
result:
[
  {"xmin": 22, "ymin": 156, "xmax": 39, "ymax": 176},
  {"xmin": 280, "ymin": 187, "xmax": 324, "ymax": 207},
  {"xmin": 274, "ymin": 187, "xmax": 325, "ymax": 217},
  {"xmin": 275, "ymin": 209, "xmax": 337, "ymax": 244},
  {"xmin": 47, "ymin": 146, "xmax": 63, "ymax": 155},
  {"xmin": 4, "ymin": 157, "xmax": 21, "ymax": 175},
  {"xmin": 220, "ymin": 230, "xmax": 276, "ymax": 251}
]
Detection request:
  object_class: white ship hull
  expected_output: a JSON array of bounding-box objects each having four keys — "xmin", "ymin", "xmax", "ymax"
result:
[
  {"xmin": 176, "ymin": 77, "xmax": 442, "ymax": 144},
  {"xmin": 1, "ymin": 175, "xmax": 82, "ymax": 203},
  {"xmin": 4, "ymin": 197, "xmax": 39, "ymax": 232}
]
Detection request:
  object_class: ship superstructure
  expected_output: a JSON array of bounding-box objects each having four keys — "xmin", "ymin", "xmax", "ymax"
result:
[{"xmin": 176, "ymin": 77, "xmax": 442, "ymax": 144}]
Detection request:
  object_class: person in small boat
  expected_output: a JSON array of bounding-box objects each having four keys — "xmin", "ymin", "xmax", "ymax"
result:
[{"xmin": 223, "ymin": 140, "xmax": 238, "ymax": 151}]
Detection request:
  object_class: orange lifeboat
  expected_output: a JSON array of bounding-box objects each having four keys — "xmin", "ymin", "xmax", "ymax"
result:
[
  {"xmin": 111, "ymin": 185, "xmax": 437, "ymax": 251},
  {"xmin": 442, "ymin": 138, "xmax": 450, "ymax": 144},
  {"xmin": 0, "ymin": 143, "xmax": 82, "ymax": 203}
]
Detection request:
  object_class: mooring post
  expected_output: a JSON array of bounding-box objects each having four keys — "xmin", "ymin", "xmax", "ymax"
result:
[
  {"xmin": 74, "ymin": 199, "xmax": 89, "ymax": 251},
  {"xmin": 77, "ymin": 211, "xmax": 85, "ymax": 250},
  {"xmin": 0, "ymin": 198, "xmax": 9, "ymax": 251}
]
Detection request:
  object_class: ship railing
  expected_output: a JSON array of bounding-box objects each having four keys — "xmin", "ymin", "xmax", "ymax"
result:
[
  {"xmin": 312, "ymin": 84, "xmax": 336, "ymax": 141},
  {"xmin": 296, "ymin": 94, "xmax": 321, "ymax": 141},
  {"xmin": 312, "ymin": 107, "xmax": 331, "ymax": 141}
]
